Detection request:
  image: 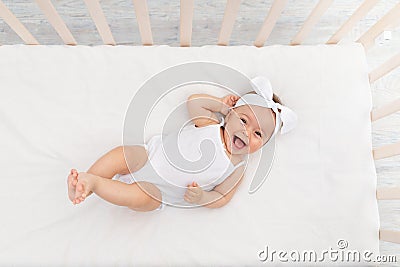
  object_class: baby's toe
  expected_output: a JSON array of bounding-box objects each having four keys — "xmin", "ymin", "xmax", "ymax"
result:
[
  {"xmin": 67, "ymin": 174, "xmax": 76, "ymax": 189},
  {"xmin": 72, "ymin": 169, "xmax": 78, "ymax": 178}
]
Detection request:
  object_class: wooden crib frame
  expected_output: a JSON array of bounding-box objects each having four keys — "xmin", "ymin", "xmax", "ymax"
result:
[{"xmin": 0, "ymin": 0, "xmax": 399, "ymax": 245}]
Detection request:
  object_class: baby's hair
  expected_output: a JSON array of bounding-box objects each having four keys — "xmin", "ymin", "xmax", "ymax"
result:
[
  {"xmin": 247, "ymin": 91, "xmax": 283, "ymax": 105},
  {"xmin": 247, "ymin": 91, "xmax": 283, "ymax": 112}
]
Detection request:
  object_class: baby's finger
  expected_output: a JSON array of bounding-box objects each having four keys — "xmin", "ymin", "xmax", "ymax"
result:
[
  {"xmin": 188, "ymin": 187, "xmax": 200, "ymax": 194},
  {"xmin": 186, "ymin": 190, "xmax": 197, "ymax": 197},
  {"xmin": 184, "ymin": 195, "xmax": 192, "ymax": 203}
]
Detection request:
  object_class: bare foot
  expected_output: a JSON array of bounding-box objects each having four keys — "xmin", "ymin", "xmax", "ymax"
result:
[
  {"xmin": 73, "ymin": 172, "xmax": 98, "ymax": 205},
  {"xmin": 67, "ymin": 169, "xmax": 79, "ymax": 203}
]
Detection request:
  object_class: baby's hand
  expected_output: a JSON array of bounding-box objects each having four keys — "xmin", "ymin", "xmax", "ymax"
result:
[
  {"xmin": 184, "ymin": 181, "xmax": 203, "ymax": 204},
  {"xmin": 221, "ymin": 94, "xmax": 240, "ymax": 115}
]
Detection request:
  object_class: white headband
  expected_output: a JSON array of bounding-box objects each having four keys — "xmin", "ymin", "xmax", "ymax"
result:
[{"xmin": 233, "ymin": 76, "xmax": 298, "ymax": 141}]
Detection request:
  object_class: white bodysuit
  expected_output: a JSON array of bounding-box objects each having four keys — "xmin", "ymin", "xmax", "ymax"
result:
[{"xmin": 116, "ymin": 117, "xmax": 245, "ymax": 210}]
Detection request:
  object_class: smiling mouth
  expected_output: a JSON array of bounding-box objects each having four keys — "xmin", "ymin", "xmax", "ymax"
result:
[{"xmin": 233, "ymin": 135, "xmax": 246, "ymax": 149}]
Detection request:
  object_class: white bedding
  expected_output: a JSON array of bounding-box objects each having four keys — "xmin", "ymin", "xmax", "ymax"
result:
[{"xmin": 0, "ymin": 43, "xmax": 379, "ymax": 266}]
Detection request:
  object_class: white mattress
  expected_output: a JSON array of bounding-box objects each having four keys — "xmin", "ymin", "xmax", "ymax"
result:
[{"xmin": 0, "ymin": 43, "xmax": 379, "ymax": 266}]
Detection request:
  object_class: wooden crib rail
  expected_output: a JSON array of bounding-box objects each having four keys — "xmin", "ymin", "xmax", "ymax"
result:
[
  {"xmin": 357, "ymin": 2, "xmax": 400, "ymax": 50},
  {"xmin": 370, "ymin": 52, "xmax": 400, "ymax": 83},
  {"xmin": 377, "ymin": 187, "xmax": 400, "ymax": 200},
  {"xmin": 0, "ymin": 0, "xmax": 38, "ymax": 45},
  {"xmin": 370, "ymin": 53, "xmax": 400, "ymax": 122},
  {"xmin": 326, "ymin": 0, "xmax": 378, "ymax": 45},
  {"xmin": 218, "ymin": 0, "xmax": 241, "ymax": 46},
  {"xmin": 180, "ymin": 0, "xmax": 194, "ymax": 47},
  {"xmin": 35, "ymin": 0, "xmax": 76, "ymax": 45},
  {"xmin": 253, "ymin": 0, "xmax": 287, "ymax": 47},
  {"xmin": 132, "ymin": 0, "xmax": 153, "ymax": 46},
  {"xmin": 290, "ymin": 0, "xmax": 334, "ymax": 46},
  {"xmin": 0, "ymin": 0, "xmax": 399, "ymax": 48},
  {"xmin": 372, "ymin": 142, "xmax": 400, "ymax": 160},
  {"xmin": 380, "ymin": 230, "xmax": 400, "ymax": 244},
  {"xmin": 83, "ymin": 0, "xmax": 115, "ymax": 45},
  {"xmin": 1, "ymin": 0, "xmax": 399, "ymax": 48},
  {"xmin": 371, "ymin": 98, "xmax": 400, "ymax": 122}
]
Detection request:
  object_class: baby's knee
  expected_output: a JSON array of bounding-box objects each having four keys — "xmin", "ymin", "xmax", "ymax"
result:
[
  {"xmin": 123, "ymin": 146, "xmax": 149, "ymax": 173},
  {"xmin": 129, "ymin": 182, "xmax": 162, "ymax": 211}
]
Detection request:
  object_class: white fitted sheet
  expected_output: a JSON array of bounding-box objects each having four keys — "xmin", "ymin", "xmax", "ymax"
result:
[{"xmin": 0, "ymin": 44, "xmax": 379, "ymax": 266}]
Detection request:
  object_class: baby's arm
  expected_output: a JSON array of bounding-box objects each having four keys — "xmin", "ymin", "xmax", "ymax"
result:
[
  {"xmin": 187, "ymin": 94, "xmax": 223, "ymax": 127},
  {"xmin": 199, "ymin": 165, "xmax": 245, "ymax": 208},
  {"xmin": 187, "ymin": 94, "xmax": 239, "ymax": 127}
]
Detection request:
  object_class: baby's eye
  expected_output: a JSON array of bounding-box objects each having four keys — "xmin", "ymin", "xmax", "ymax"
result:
[
  {"xmin": 255, "ymin": 131, "xmax": 262, "ymax": 137},
  {"xmin": 240, "ymin": 118, "xmax": 246, "ymax": 124}
]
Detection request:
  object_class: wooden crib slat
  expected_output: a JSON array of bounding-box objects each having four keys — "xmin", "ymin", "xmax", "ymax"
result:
[
  {"xmin": 290, "ymin": 0, "xmax": 334, "ymax": 46},
  {"xmin": 380, "ymin": 230, "xmax": 400, "ymax": 244},
  {"xmin": 371, "ymin": 98, "xmax": 400, "ymax": 121},
  {"xmin": 35, "ymin": 0, "xmax": 76, "ymax": 45},
  {"xmin": 218, "ymin": 0, "xmax": 241, "ymax": 46},
  {"xmin": 377, "ymin": 187, "xmax": 400, "ymax": 200},
  {"xmin": 83, "ymin": 0, "xmax": 116, "ymax": 45},
  {"xmin": 326, "ymin": 0, "xmax": 378, "ymax": 44},
  {"xmin": 369, "ymin": 52, "xmax": 400, "ymax": 83},
  {"xmin": 254, "ymin": 0, "xmax": 288, "ymax": 47},
  {"xmin": 0, "ymin": 0, "xmax": 39, "ymax": 45},
  {"xmin": 357, "ymin": 2, "xmax": 400, "ymax": 50},
  {"xmin": 132, "ymin": 0, "xmax": 153, "ymax": 46},
  {"xmin": 373, "ymin": 141, "xmax": 400, "ymax": 160},
  {"xmin": 180, "ymin": 0, "xmax": 194, "ymax": 47}
]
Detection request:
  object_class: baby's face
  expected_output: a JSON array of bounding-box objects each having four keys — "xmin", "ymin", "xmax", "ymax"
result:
[{"xmin": 223, "ymin": 104, "xmax": 276, "ymax": 155}]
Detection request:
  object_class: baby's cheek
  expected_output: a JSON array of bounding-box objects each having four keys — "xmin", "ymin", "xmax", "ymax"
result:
[
  {"xmin": 252, "ymin": 139, "xmax": 263, "ymax": 152},
  {"xmin": 249, "ymin": 140, "xmax": 262, "ymax": 153}
]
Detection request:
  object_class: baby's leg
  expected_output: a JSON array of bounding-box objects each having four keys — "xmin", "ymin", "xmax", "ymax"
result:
[
  {"xmin": 69, "ymin": 145, "xmax": 148, "ymax": 204},
  {"xmin": 73, "ymin": 172, "xmax": 163, "ymax": 212},
  {"xmin": 87, "ymin": 145, "xmax": 148, "ymax": 178}
]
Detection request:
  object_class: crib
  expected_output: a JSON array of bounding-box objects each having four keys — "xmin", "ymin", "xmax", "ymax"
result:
[{"xmin": 0, "ymin": 0, "xmax": 399, "ymax": 266}]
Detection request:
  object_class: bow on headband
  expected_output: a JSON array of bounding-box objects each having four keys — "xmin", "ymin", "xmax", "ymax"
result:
[{"xmin": 233, "ymin": 76, "xmax": 298, "ymax": 139}]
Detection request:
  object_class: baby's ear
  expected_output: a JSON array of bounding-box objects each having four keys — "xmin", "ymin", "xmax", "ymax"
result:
[{"xmin": 225, "ymin": 107, "xmax": 234, "ymax": 118}]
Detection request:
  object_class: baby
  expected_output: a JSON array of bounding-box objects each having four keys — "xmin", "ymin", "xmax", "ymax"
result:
[{"xmin": 67, "ymin": 76, "xmax": 297, "ymax": 211}]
